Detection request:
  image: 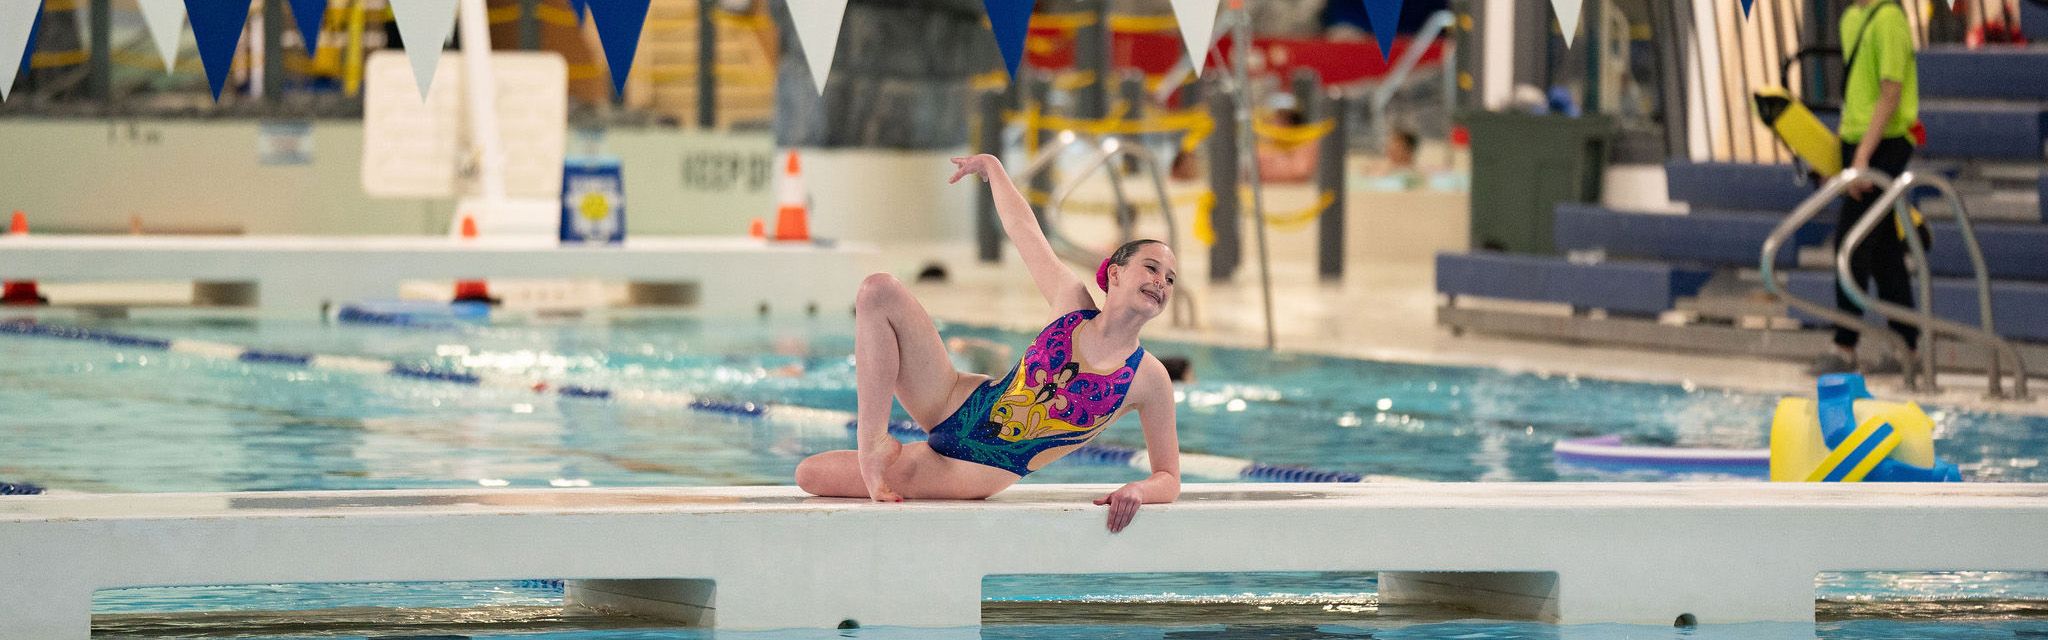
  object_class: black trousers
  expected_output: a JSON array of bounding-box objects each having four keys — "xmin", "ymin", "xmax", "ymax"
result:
[{"xmin": 1832, "ymin": 136, "xmax": 1921, "ymax": 350}]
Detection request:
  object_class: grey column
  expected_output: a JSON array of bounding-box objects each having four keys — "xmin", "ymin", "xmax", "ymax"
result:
[
  {"xmin": 1319, "ymin": 91, "xmax": 1348, "ymax": 280},
  {"xmin": 519, "ymin": 0, "xmax": 543, "ymax": 50},
  {"xmin": 1581, "ymin": 0, "xmax": 1601, "ymax": 114},
  {"xmin": 1205, "ymin": 76, "xmax": 1239, "ymax": 282},
  {"xmin": 86, "ymin": 0, "xmax": 111, "ymax": 101},
  {"xmin": 1451, "ymin": 0, "xmax": 1477, "ymax": 111},
  {"xmin": 976, "ymin": 90, "xmax": 1004, "ymax": 263},
  {"xmin": 1291, "ymin": 68, "xmax": 1320, "ymax": 123},
  {"xmin": 697, "ymin": 0, "xmax": 717, "ymax": 121},
  {"xmin": 1029, "ymin": 74, "xmax": 1056, "ymax": 235},
  {"xmin": 88, "ymin": 0, "xmax": 111, "ymax": 101},
  {"xmin": 1117, "ymin": 70, "xmax": 1150, "ymax": 240},
  {"xmin": 263, "ymin": 0, "xmax": 284, "ymax": 102},
  {"xmin": 1073, "ymin": 1, "xmax": 1110, "ymax": 119},
  {"xmin": 1119, "ymin": 69, "xmax": 1148, "ymax": 120}
]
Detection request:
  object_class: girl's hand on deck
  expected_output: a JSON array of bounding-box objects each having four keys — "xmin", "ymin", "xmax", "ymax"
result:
[{"xmin": 1093, "ymin": 483, "xmax": 1144, "ymax": 533}]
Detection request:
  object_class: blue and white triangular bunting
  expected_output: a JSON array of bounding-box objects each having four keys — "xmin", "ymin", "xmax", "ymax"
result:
[
  {"xmin": 788, "ymin": 0, "xmax": 848, "ymax": 94},
  {"xmin": 138, "ymin": 0, "xmax": 185, "ymax": 72},
  {"xmin": 0, "ymin": 1, "xmax": 38, "ymax": 101},
  {"xmin": 391, "ymin": 0, "xmax": 459, "ymax": 99},
  {"xmin": 287, "ymin": 0, "xmax": 326, "ymax": 55},
  {"xmin": 587, "ymin": 0, "xmax": 652, "ymax": 97},
  {"xmin": 1362, "ymin": 0, "xmax": 1404, "ymax": 62},
  {"xmin": 185, "ymin": 0, "xmax": 254, "ymax": 100},
  {"xmin": 1169, "ymin": 0, "xmax": 1219, "ymax": 77},
  {"xmin": 981, "ymin": 0, "xmax": 1036, "ymax": 80},
  {"xmin": 1549, "ymin": 0, "xmax": 1584, "ymax": 47}
]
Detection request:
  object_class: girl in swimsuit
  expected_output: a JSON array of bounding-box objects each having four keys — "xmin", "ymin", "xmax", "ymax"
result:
[{"xmin": 794, "ymin": 154, "xmax": 1182, "ymax": 534}]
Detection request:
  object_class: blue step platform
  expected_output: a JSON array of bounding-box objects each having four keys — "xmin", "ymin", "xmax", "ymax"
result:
[
  {"xmin": 1784, "ymin": 270, "xmax": 2048, "ymax": 342},
  {"xmin": 2026, "ymin": 1, "xmax": 2047, "ymax": 41},
  {"xmin": 1553, "ymin": 204, "xmax": 1831, "ymax": 267},
  {"xmin": 1437, "ymin": 252, "xmax": 1712, "ymax": 316},
  {"xmin": 1813, "ymin": 105, "xmax": 2047, "ymax": 162},
  {"xmin": 1918, "ymin": 48, "xmax": 2048, "ymax": 101},
  {"xmin": 1666, "ymin": 162, "xmax": 1830, "ymax": 214},
  {"xmin": 1922, "ymin": 221, "xmax": 2048, "ymax": 282},
  {"xmin": 1916, "ymin": 103, "xmax": 2048, "ymax": 161},
  {"xmin": 1555, "ymin": 205, "xmax": 2048, "ymax": 281}
]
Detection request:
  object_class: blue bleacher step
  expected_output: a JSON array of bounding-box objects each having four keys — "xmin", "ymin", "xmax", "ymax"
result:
[
  {"xmin": 1922, "ymin": 220, "xmax": 2048, "ymax": 282},
  {"xmin": 1436, "ymin": 251, "xmax": 1712, "ymax": 316},
  {"xmin": 1783, "ymin": 270, "xmax": 2048, "ymax": 342},
  {"xmin": 1917, "ymin": 102, "xmax": 2048, "ymax": 161},
  {"xmin": 2024, "ymin": 2, "xmax": 2047, "ymax": 41},
  {"xmin": 1666, "ymin": 162, "xmax": 1834, "ymax": 214},
  {"xmin": 1919, "ymin": 48, "xmax": 2048, "ymax": 101},
  {"xmin": 1668, "ymin": 162, "xmax": 2045, "ymax": 224},
  {"xmin": 1811, "ymin": 105, "xmax": 2046, "ymax": 162},
  {"xmin": 1553, "ymin": 204, "xmax": 1831, "ymax": 267}
]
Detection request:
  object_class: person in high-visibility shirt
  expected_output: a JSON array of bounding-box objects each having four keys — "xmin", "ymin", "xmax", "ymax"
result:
[{"xmin": 1812, "ymin": 0, "xmax": 1926, "ymax": 376}]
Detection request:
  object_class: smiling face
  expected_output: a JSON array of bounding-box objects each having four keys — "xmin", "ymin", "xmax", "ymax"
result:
[{"xmin": 1106, "ymin": 242, "xmax": 1178, "ymax": 319}]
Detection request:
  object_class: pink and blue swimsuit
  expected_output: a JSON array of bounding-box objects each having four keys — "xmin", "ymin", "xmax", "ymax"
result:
[{"xmin": 926, "ymin": 309, "xmax": 1145, "ymax": 476}]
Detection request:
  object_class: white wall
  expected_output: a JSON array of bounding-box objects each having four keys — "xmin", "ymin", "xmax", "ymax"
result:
[{"xmin": 0, "ymin": 119, "xmax": 776, "ymax": 237}]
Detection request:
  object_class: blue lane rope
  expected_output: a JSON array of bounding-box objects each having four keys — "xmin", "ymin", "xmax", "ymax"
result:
[
  {"xmin": 0, "ymin": 319, "xmax": 1367, "ymax": 483},
  {"xmin": 0, "ymin": 482, "xmax": 46, "ymax": 496}
]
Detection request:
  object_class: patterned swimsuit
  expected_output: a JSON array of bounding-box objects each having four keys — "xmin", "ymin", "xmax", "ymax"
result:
[{"xmin": 926, "ymin": 309, "xmax": 1146, "ymax": 476}]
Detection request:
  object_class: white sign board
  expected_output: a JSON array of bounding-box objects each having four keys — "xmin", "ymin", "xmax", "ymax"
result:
[{"xmin": 361, "ymin": 51, "xmax": 568, "ymax": 200}]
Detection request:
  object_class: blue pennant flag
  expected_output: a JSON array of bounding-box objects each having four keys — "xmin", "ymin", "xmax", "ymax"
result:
[
  {"xmin": 981, "ymin": 0, "xmax": 1037, "ymax": 80},
  {"xmin": 1362, "ymin": 0, "xmax": 1403, "ymax": 62},
  {"xmin": 185, "ymin": 0, "xmax": 253, "ymax": 100},
  {"xmin": 20, "ymin": 3, "xmax": 42, "ymax": 76},
  {"xmin": 288, "ymin": 0, "xmax": 327, "ymax": 55},
  {"xmin": 587, "ymin": 0, "xmax": 651, "ymax": 97},
  {"xmin": 1740, "ymin": 0, "xmax": 1755, "ymax": 18}
]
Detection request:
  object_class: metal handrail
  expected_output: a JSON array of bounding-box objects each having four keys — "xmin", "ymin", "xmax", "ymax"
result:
[
  {"xmin": 1850, "ymin": 171, "xmax": 1942, "ymax": 392},
  {"xmin": 1368, "ymin": 10, "xmax": 1458, "ymax": 127},
  {"xmin": 1018, "ymin": 132, "xmax": 1199, "ymax": 329},
  {"xmin": 1760, "ymin": 170, "xmax": 1922, "ymax": 391},
  {"xmin": 1839, "ymin": 171, "xmax": 2029, "ymax": 400}
]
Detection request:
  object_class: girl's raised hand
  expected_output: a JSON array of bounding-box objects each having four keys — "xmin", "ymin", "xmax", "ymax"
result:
[{"xmin": 948, "ymin": 154, "xmax": 1003, "ymax": 184}]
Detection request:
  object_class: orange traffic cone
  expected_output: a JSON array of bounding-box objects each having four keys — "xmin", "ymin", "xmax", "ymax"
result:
[
  {"xmin": 3, "ymin": 211, "xmax": 47, "ymax": 306},
  {"xmin": 748, "ymin": 218, "xmax": 765, "ymax": 239},
  {"xmin": 772, "ymin": 150, "xmax": 810, "ymax": 242},
  {"xmin": 452, "ymin": 215, "xmax": 499, "ymax": 305}
]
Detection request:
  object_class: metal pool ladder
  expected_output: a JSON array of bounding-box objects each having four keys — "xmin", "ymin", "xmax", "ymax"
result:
[
  {"xmin": 1762, "ymin": 169, "xmax": 2028, "ymax": 399},
  {"xmin": 1839, "ymin": 169, "xmax": 2029, "ymax": 400}
]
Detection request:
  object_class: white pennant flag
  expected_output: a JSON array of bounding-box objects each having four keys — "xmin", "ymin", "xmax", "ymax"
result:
[
  {"xmin": 1169, "ymin": 0, "xmax": 1219, "ymax": 77},
  {"xmin": 1549, "ymin": 0, "xmax": 1585, "ymax": 48},
  {"xmin": 788, "ymin": 0, "xmax": 848, "ymax": 94},
  {"xmin": 0, "ymin": 1, "xmax": 37, "ymax": 101},
  {"xmin": 137, "ymin": 0, "xmax": 186, "ymax": 73},
  {"xmin": 391, "ymin": 0, "xmax": 459, "ymax": 99}
]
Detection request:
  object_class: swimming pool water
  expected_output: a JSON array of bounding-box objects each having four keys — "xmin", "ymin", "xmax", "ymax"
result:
[
  {"xmin": 6, "ymin": 316, "xmax": 2044, "ymax": 493},
  {"xmin": 5, "ymin": 315, "xmax": 2047, "ymax": 636}
]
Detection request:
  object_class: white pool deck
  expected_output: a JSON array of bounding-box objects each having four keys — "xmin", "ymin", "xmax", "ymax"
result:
[
  {"xmin": 0, "ymin": 235, "xmax": 869, "ymax": 315},
  {"xmin": 3, "ymin": 482, "xmax": 2046, "ymax": 637}
]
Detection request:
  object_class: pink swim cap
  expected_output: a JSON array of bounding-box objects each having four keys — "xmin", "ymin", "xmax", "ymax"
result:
[{"xmin": 1095, "ymin": 257, "xmax": 1113, "ymax": 291}]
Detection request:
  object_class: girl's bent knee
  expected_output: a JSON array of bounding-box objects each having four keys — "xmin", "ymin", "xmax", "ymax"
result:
[
  {"xmin": 793, "ymin": 455, "xmax": 831, "ymax": 494},
  {"xmin": 855, "ymin": 273, "xmax": 903, "ymax": 310}
]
